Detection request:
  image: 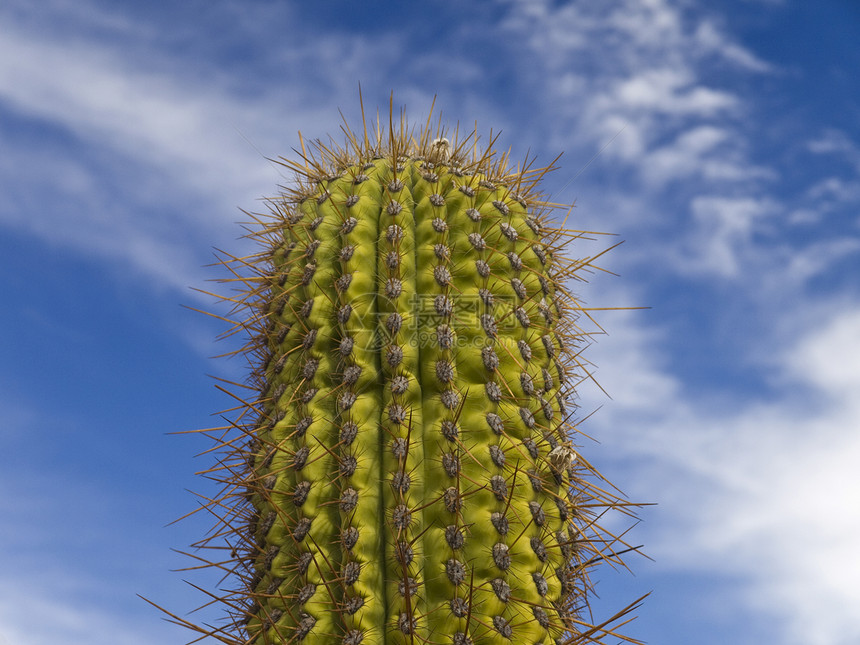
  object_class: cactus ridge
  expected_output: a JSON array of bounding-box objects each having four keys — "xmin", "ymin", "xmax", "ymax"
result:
[{"xmin": 163, "ymin": 102, "xmax": 644, "ymax": 645}]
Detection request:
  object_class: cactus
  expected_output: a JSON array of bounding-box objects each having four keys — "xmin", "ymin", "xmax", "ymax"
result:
[{"xmin": 164, "ymin": 103, "xmax": 642, "ymax": 645}]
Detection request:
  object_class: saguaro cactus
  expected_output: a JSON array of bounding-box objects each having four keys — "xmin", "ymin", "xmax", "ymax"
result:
[{"xmin": 168, "ymin": 104, "xmax": 641, "ymax": 645}]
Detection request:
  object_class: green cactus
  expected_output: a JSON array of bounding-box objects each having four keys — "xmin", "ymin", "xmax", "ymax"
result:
[{"xmin": 166, "ymin": 104, "xmax": 642, "ymax": 645}]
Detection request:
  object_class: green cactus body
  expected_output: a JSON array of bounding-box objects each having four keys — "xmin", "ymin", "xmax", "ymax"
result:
[{"xmin": 174, "ymin": 110, "xmax": 639, "ymax": 645}]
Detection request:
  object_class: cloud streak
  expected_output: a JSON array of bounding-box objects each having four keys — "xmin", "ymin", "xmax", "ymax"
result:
[
  {"xmin": 0, "ymin": 0, "xmax": 407, "ymax": 295},
  {"xmin": 582, "ymin": 302, "xmax": 860, "ymax": 645}
]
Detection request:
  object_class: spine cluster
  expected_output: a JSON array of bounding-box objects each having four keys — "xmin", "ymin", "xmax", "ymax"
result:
[{"xmin": 169, "ymin": 110, "xmax": 641, "ymax": 645}]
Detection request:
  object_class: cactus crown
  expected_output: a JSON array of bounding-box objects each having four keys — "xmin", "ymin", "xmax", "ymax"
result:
[{"xmin": 160, "ymin": 101, "xmax": 643, "ymax": 645}]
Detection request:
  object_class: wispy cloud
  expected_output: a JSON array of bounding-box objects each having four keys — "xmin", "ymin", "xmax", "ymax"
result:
[
  {"xmin": 497, "ymin": 0, "xmax": 775, "ymax": 221},
  {"xmin": 0, "ymin": 0, "xmax": 404, "ymax": 295},
  {"xmin": 0, "ymin": 391, "xmax": 212, "ymax": 645},
  {"xmin": 582, "ymin": 302, "xmax": 860, "ymax": 645},
  {"xmin": 0, "ymin": 576, "xmax": 181, "ymax": 645},
  {"xmin": 0, "ymin": 18, "xmax": 263, "ymax": 198},
  {"xmin": 500, "ymin": 0, "xmax": 860, "ymax": 312},
  {"xmin": 692, "ymin": 20, "xmax": 774, "ymax": 73},
  {"xmin": 685, "ymin": 195, "xmax": 778, "ymax": 277},
  {"xmin": 808, "ymin": 128, "xmax": 860, "ymax": 171}
]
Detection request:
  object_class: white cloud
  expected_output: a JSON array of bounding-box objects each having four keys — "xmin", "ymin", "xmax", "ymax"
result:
[
  {"xmin": 806, "ymin": 131, "xmax": 860, "ymax": 211},
  {"xmin": 640, "ymin": 125, "xmax": 729, "ymax": 184},
  {"xmin": 685, "ymin": 195, "xmax": 775, "ymax": 277},
  {"xmin": 0, "ymin": 2, "xmax": 404, "ymax": 295},
  {"xmin": 497, "ymin": 0, "xmax": 776, "ymax": 205},
  {"xmin": 585, "ymin": 305, "xmax": 860, "ymax": 645},
  {"xmin": 0, "ymin": 13, "xmax": 295, "ymax": 203},
  {"xmin": 807, "ymin": 177, "xmax": 860, "ymax": 202},
  {"xmin": 693, "ymin": 20, "xmax": 774, "ymax": 73},
  {"xmin": 580, "ymin": 307, "xmax": 679, "ymax": 416},
  {"xmin": 0, "ymin": 392, "xmax": 218, "ymax": 645},
  {"xmin": 0, "ymin": 577, "xmax": 181, "ymax": 645},
  {"xmin": 612, "ymin": 68, "xmax": 738, "ymax": 116},
  {"xmin": 605, "ymin": 0, "xmax": 684, "ymax": 49},
  {"xmin": 808, "ymin": 129, "xmax": 860, "ymax": 169},
  {"xmin": 789, "ymin": 309, "xmax": 860, "ymax": 394},
  {"xmin": 782, "ymin": 237, "xmax": 860, "ymax": 284}
]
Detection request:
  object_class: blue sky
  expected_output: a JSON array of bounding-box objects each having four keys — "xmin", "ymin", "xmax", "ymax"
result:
[{"xmin": 2, "ymin": 1, "xmax": 860, "ymax": 644}]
